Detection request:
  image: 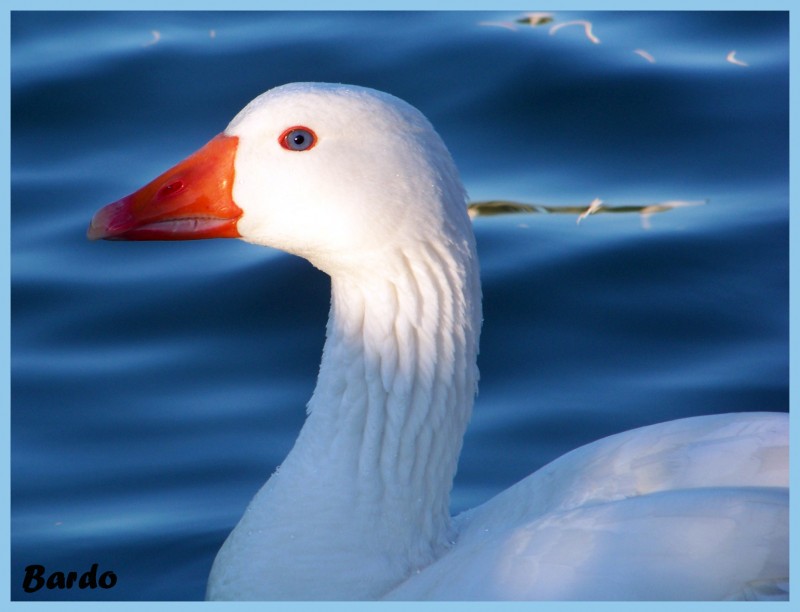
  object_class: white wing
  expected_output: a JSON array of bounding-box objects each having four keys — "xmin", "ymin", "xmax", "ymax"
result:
[{"xmin": 385, "ymin": 412, "xmax": 788, "ymax": 600}]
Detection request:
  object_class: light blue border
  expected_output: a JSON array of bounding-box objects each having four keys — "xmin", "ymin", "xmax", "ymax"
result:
[
  {"xmin": 790, "ymin": 7, "xmax": 798, "ymax": 612},
  {"xmin": 2, "ymin": 0, "xmax": 798, "ymax": 10},
  {"xmin": 2, "ymin": 4, "xmax": 9, "ymax": 611},
  {"xmin": 4, "ymin": 1, "xmax": 795, "ymax": 610}
]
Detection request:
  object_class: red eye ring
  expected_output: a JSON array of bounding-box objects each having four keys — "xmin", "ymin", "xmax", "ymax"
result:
[{"xmin": 279, "ymin": 126, "xmax": 317, "ymax": 152}]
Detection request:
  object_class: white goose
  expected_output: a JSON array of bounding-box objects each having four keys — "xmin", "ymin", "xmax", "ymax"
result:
[{"xmin": 88, "ymin": 83, "xmax": 788, "ymax": 601}]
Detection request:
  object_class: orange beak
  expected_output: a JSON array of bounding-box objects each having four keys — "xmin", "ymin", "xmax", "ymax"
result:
[{"xmin": 87, "ymin": 134, "xmax": 243, "ymax": 241}]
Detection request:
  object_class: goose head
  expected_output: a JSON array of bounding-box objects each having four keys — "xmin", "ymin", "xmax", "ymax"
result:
[{"xmin": 88, "ymin": 82, "xmax": 470, "ymax": 275}]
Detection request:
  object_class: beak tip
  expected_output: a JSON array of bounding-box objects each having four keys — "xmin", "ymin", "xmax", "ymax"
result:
[
  {"xmin": 87, "ymin": 199, "xmax": 132, "ymax": 241},
  {"xmin": 87, "ymin": 211, "xmax": 115, "ymax": 241},
  {"xmin": 86, "ymin": 224, "xmax": 103, "ymax": 241}
]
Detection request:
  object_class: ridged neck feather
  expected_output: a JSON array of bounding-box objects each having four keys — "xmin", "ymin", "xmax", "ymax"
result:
[{"xmin": 208, "ymin": 234, "xmax": 481, "ymax": 600}]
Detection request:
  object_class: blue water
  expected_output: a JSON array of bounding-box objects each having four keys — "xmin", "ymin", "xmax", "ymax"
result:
[{"xmin": 10, "ymin": 11, "xmax": 789, "ymax": 601}]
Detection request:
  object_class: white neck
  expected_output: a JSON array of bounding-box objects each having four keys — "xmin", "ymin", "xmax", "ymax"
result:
[{"xmin": 207, "ymin": 237, "xmax": 481, "ymax": 600}]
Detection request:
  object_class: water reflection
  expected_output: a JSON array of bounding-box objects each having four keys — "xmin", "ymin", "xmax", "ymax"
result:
[
  {"xmin": 478, "ymin": 12, "xmax": 754, "ymax": 68},
  {"xmin": 549, "ymin": 20, "xmax": 601, "ymax": 44},
  {"xmin": 726, "ymin": 50, "xmax": 749, "ymax": 67}
]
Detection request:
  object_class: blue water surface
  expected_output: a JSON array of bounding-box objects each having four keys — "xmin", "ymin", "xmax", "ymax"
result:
[{"xmin": 10, "ymin": 10, "xmax": 789, "ymax": 601}]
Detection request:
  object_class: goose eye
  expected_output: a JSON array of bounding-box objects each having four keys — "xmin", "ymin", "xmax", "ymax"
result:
[{"xmin": 279, "ymin": 127, "xmax": 317, "ymax": 151}]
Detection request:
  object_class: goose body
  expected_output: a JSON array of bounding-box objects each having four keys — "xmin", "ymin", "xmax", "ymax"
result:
[{"xmin": 88, "ymin": 82, "xmax": 789, "ymax": 601}]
